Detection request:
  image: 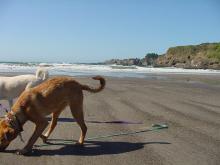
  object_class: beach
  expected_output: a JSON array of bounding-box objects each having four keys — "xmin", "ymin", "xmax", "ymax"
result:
[{"xmin": 0, "ymin": 73, "xmax": 220, "ymax": 165}]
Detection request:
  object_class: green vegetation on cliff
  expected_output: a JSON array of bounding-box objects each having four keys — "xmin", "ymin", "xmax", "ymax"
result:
[
  {"xmin": 167, "ymin": 43, "xmax": 220, "ymax": 60},
  {"xmin": 207, "ymin": 43, "xmax": 220, "ymax": 60},
  {"xmin": 157, "ymin": 42, "xmax": 220, "ymax": 69},
  {"xmin": 105, "ymin": 42, "xmax": 220, "ymax": 69}
]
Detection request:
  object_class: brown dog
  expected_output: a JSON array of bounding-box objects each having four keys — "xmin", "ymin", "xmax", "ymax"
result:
[{"xmin": 0, "ymin": 76, "xmax": 105, "ymax": 155}]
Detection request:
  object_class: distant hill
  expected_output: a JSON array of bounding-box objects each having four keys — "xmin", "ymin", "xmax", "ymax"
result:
[
  {"xmin": 104, "ymin": 42, "xmax": 220, "ymax": 69},
  {"xmin": 156, "ymin": 42, "xmax": 220, "ymax": 69}
]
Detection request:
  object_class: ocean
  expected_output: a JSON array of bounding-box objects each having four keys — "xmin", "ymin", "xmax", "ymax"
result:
[{"xmin": 0, "ymin": 62, "xmax": 220, "ymax": 78}]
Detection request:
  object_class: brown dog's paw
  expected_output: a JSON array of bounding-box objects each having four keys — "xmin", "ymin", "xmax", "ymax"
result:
[
  {"xmin": 74, "ymin": 142, "xmax": 84, "ymax": 147},
  {"xmin": 40, "ymin": 135, "xmax": 48, "ymax": 143},
  {"xmin": 16, "ymin": 149, "xmax": 31, "ymax": 155}
]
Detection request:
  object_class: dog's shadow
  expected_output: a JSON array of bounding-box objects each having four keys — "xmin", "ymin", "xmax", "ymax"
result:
[{"xmin": 7, "ymin": 140, "xmax": 171, "ymax": 156}]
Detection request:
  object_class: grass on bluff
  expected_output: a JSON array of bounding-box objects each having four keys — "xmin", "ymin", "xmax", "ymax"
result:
[
  {"xmin": 167, "ymin": 42, "xmax": 220, "ymax": 61},
  {"xmin": 207, "ymin": 43, "xmax": 220, "ymax": 60}
]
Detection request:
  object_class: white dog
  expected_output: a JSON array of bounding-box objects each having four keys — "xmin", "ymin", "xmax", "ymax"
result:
[{"xmin": 0, "ymin": 68, "xmax": 49, "ymax": 108}]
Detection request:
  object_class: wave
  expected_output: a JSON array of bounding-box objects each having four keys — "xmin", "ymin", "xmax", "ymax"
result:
[
  {"xmin": 110, "ymin": 65, "xmax": 137, "ymax": 69},
  {"xmin": 0, "ymin": 62, "xmax": 220, "ymax": 78}
]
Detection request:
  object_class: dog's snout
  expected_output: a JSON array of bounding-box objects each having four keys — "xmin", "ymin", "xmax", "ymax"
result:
[
  {"xmin": 0, "ymin": 140, "xmax": 9, "ymax": 151},
  {"xmin": 0, "ymin": 145, "xmax": 8, "ymax": 151}
]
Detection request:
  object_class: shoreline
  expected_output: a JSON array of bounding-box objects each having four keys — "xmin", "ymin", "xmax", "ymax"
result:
[
  {"xmin": 1, "ymin": 71, "xmax": 220, "ymax": 84},
  {"xmin": 1, "ymin": 62, "xmax": 220, "ymax": 79}
]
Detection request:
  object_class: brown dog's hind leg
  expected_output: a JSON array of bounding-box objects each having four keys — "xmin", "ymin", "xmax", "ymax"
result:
[
  {"xmin": 70, "ymin": 102, "xmax": 87, "ymax": 145},
  {"xmin": 40, "ymin": 111, "xmax": 61, "ymax": 143}
]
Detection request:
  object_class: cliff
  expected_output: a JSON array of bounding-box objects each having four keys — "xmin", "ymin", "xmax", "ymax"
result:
[
  {"xmin": 104, "ymin": 42, "xmax": 220, "ymax": 69},
  {"xmin": 156, "ymin": 42, "xmax": 220, "ymax": 69}
]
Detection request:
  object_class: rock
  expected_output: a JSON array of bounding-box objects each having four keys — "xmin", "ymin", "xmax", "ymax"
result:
[
  {"xmin": 104, "ymin": 42, "xmax": 220, "ymax": 69},
  {"xmin": 155, "ymin": 42, "xmax": 220, "ymax": 69}
]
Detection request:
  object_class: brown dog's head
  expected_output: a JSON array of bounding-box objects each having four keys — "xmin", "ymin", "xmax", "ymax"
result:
[{"xmin": 0, "ymin": 119, "xmax": 17, "ymax": 151}]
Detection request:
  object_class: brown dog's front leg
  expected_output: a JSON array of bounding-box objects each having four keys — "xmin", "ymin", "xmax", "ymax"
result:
[
  {"xmin": 40, "ymin": 112, "xmax": 61, "ymax": 143},
  {"xmin": 16, "ymin": 120, "xmax": 48, "ymax": 155}
]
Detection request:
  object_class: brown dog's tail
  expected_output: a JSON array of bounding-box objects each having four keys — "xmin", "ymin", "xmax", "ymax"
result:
[{"xmin": 81, "ymin": 76, "xmax": 105, "ymax": 93}]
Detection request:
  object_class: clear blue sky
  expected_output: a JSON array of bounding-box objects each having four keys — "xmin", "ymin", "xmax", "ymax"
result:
[{"xmin": 0, "ymin": 0, "xmax": 220, "ymax": 63}]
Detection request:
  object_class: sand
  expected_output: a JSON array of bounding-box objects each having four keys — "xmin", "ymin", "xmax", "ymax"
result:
[{"xmin": 0, "ymin": 73, "xmax": 220, "ymax": 165}]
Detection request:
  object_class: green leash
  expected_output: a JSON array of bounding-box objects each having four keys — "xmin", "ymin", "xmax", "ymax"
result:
[
  {"xmin": 34, "ymin": 123, "xmax": 168, "ymax": 148},
  {"xmin": 86, "ymin": 123, "xmax": 168, "ymax": 140}
]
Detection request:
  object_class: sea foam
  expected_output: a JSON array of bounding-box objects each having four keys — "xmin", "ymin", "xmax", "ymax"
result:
[{"xmin": 0, "ymin": 62, "xmax": 220, "ymax": 78}]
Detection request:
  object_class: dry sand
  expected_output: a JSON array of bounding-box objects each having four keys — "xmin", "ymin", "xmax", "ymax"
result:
[{"xmin": 0, "ymin": 73, "xmax": 220, "ymax": 165}]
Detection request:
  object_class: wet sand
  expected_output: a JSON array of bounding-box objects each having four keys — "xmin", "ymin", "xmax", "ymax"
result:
[{"xmin": 0, "ymin": 73, "xmax": 220, "ymax": 165}]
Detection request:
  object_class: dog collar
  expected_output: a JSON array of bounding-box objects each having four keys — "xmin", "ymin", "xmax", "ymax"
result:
[
  {"xmin": 4, "ymin": 113, "xmax": 24, "ymax": 133},
  {"xmin": 5, "ymin": 107, "xmax": 28, "ymax": 132},
  {"xmin": 4, "ymin": 113, "xmax": 25, "ymax": 142}
]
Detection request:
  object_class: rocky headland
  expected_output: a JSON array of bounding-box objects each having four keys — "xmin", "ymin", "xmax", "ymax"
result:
[{"xmin": 105, "ymin": 42, "xmax": 220, "ymax": 69}]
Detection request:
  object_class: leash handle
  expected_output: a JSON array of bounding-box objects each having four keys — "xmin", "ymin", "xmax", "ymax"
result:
[{"xmin": 152, "ymin": 123, "xmax": 168, "ymax": 129}]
